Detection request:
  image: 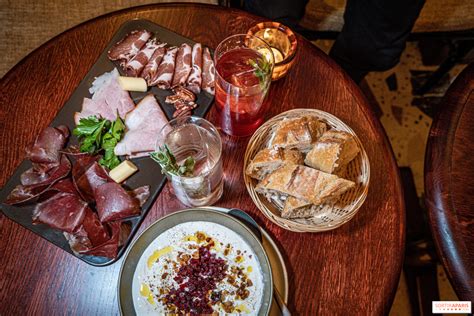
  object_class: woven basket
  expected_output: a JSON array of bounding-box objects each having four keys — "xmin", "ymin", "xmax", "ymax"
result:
[{"xmin": 244, "ymin": 109, "xmax": 370, "ymax": 232}]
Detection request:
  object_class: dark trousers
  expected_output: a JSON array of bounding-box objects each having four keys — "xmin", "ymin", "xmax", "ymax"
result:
[{"xmin": 244, "ymin": 0, "xmax": 425, "ymax": 82}]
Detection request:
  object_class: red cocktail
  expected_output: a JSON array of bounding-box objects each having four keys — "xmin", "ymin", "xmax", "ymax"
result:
[{"xmin": 214, "ymin": 35, "xmax": 274, "ymax": 136}]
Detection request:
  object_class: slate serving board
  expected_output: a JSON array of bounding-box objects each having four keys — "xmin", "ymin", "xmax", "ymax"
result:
[{"xmin": 0, "ymin": 19, "xmax": 214, "ymax": 266}]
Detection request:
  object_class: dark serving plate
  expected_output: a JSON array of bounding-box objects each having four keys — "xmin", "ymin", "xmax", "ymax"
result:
[{"xmin": 0, "ymin": 19, "xmax": 214, "ymax": 266}]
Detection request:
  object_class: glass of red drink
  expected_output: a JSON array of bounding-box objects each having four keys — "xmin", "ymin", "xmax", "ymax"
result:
[{"xmin": 214, "ymin": 34, "xmax": 275, "ymax": 137}]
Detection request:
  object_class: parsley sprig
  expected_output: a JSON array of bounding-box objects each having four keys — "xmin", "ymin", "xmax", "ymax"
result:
[
  {"xmin": 72, "ymin": 115, "xmax": 125, "ymax": 170},
  {"xmin": 248, "ymin": 57, "xmax": 271, "ymax": 89},
  {"xmin": 150, "ymin": 145, "xmax": 195, "ymax": 177}
]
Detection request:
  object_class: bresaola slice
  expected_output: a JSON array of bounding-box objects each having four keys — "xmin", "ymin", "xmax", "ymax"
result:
[
  {"xmin": 72, "ymin": 155, "xmax": 110, "ymax": 203},
  {"xmin": 125, "ymin": 39, "xmax": 161, "ymax": 77},
  {"xmin": 154, "ymin": 46, "xmax": 178, "ymax": 89},
  {"xmin": 172, "ymin": 43, "xmax": 192, "ymax": 87},
  {"xmin": 108, "ymin": 29, "xmax": 153, "ymax": 65},
  {"xmin": 5, "ymin": 155, "xmax": 71, "ymax": 205},
  {"xmin": 141, "ymin": 43, "xmax": 167, "ymax": 85},
  {"xmin": 25, "ymin": 126, "xmax": 69, "ymax": 164},
  {"xmin": 94, "ymin": 182, "xmax": 141, "ymax": 222},
  {"xmin": 186, "ymin": 43, "xmax": 203, "ymax": 94},
  {"xmin": 202, "ymin": 47, "xmax": 215, "ymax": 95},
  {"xmin": 32, "ymin": 192, "xmax": 87, "ymax": 233}
]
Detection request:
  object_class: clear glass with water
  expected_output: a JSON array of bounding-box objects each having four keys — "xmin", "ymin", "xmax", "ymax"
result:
[{"xmin": 156, "ymin": 116, "xmax": 223, "ymax": 207}]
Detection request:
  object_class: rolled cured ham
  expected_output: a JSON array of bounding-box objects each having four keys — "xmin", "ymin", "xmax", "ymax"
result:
[
  {"xmin": 172, "ymin": 43, "xmax": 192, "ymax": 87},
  {"xmin": 186, "ymin": 43, "xmax": 203, "ymax": 94},
  {"xmin": 141, "ymin": 43, "xmax": 167, "ymax": 85},
  {"xmin": 202, "ymin": 47, "xmax": 215, "ymax": 95},
  {"xmin": 153, "ymin": 46, "xmax": 178, "ymax": 89},
  {"xmin": 108, "ymin": 29, "xmax": 153, "ymax": 65},
  {"xmin": 125, "ymin": 39, "xmax": 161, "ymax": 77}
]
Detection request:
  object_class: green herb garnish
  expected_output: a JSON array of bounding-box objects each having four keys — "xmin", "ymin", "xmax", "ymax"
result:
[
  {"xmin": 73, "ymin": 115, "xmax": 125, "ymax": 169},
  {"xmin": 150, "ymin": 145, "xmax": 195, "ymax": 177},
  {"xmin": 248, "ymin": 57, "xmax": 271, "ymax": 89}
]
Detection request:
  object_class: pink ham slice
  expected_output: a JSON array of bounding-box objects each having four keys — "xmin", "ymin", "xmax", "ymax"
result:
[
  {"xmin": 125, "ymin": 38, "xmax": 161, "ymax": 77},
  {"xmin": 74, "ymin": 69, "xmax": 135, "ymax": 125},
  {"xmin": 202, "ymin": 47, "xmax": 215, "ymax": 95},
  {"xmin": 142, "ymin": 43, "xmax": 167, "ymax": 86},
  {"xmin": 154, "ymin": 46, "xmax": 178, "ymax": 89},
  {"xmin": 108, "ymin": 29, "xmax": 153, "ymax": 65},
  {"xmin": 114, "ymin": 94, "xmax": 168, "ymax": 157},
  {"xmin": 172, "ymin": 43, "xmax": 192, "ymax": 87},
  {"xmin": 94, "ymin": 182, "xmax": 142, "ymax": 222},
  {"xmin": 186, "ymin": 43, "xmax": 203, "ymax": 94}
]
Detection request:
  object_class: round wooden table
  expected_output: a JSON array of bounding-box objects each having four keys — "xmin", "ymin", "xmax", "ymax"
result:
[
  {"xmin": 425, "ymin": 63, "xmax": 474, "ymax": 301},
  {"xmin": 0, "ymin": 4, "xmax": 404, "ymax": 314}
]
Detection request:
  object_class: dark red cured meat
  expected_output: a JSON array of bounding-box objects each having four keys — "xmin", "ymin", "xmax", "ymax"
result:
[
  {"xmin": 38, "ymin": 178, "xmax": 78, "ymax": 201},
  {"xmin": 25, "ymin": 125, "xmax": 69, "ymax": 164},
  {"xmin": 107, "ymin": 29, "xmax": 153, "ymax": 64},
  {"xmin": 142, "ymin": 43, "xmax": 167, "ymax": 86},
  {"xmin": 32, "ymin": 192, "xmax": 88, "ymax": 233},
  {"xmin": 5, "ymin": 155, "xmax": 71, "ymax": 205},
  {"xmin": 130, "ymin": 185, "xmax": 150, "ymax": 207},
  {"xmin": 79, "ymin": 221, "xmax": 121, "ymax": 258},
  {"xmin": 94, "ymin": 182, "xmax": 141, "ymax": 222},
  {"xmin": 72, "ymin": 156, "xmax": 110, "ymax": 203}
]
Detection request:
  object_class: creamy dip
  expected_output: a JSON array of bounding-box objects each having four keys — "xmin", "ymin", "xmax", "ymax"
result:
[{"xmin": 133, "ymin": 221, "xmax": 264, "ymax": 315}]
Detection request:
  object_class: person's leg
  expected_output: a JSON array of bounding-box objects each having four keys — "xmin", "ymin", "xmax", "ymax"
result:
[
  {"xmin": 330, "ymin": 0, "xmax": 425, "ymax": 83},
  {"xmin": 243, "ymin": 0, "xmax": 309, "ymax": 30}
]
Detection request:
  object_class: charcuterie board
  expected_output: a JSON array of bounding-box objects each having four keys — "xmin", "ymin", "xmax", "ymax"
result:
[{"xmin": 0, "ymin": 19, "xmax": 214, "ymax": 266}]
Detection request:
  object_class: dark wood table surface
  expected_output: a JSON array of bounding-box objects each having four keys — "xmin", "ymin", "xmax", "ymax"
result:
[
  {"xmin": 425, "ymin": 63, "xmax": 474, "ymax": 302},
  {"xmin": 0, "ymin": 4, "xmax": 405, "ymax": 315}
]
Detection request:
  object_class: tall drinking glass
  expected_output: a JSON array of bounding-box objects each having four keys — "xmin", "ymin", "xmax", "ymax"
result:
[
  {"xmin": 155, "ymin": 117, "xmax": 223, "ymax": 207},
  {"xmin": 214, "ymin": 34, "xmax": 275, "ymax": 137}
]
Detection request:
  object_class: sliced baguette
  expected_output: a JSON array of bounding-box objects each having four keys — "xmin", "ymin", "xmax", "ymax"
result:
[
  {"xmin": 305, "ymin": 130, "xmax": 360, "ymax": 174},
  {"xmin": 281, "ymin": 197, "xmax": 318, "ymax": 219},
  {"xmin": 246, "ymin": 147, "xmax": 303, "ymax": 180},
  {"xmin": 270, "ymin": 116, "xmax": 327, "ymax": 152},
  {"xmin": 256, "ymin": 164, "xmax": 355, "ymax": 206}
]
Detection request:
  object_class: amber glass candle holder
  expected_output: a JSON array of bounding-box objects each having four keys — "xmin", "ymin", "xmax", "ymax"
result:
[{"xmin": 247, "ymin": 22, "xmax": 297, "ymax": 81}]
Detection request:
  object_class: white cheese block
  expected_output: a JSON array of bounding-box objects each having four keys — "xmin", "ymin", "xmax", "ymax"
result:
[
  {"xmin": 109, "ymin": 160, "xmax": 138, "ymax": 183},
  {"xmin": 118, "ymin": 76, "xmax": 148, "ymax": 92}
]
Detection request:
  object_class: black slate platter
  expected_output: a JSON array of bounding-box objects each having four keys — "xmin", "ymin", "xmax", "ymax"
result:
[{"xmin": 0, "ymin": 19, "xmax": 214, "ymax": 266}]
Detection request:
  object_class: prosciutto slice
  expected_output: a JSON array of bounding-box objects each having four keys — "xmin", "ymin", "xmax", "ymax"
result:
[
  {"xmin": 94, "ymin": 182, "xmax": 142, "ymax": 222},
  {"xmin": 72, "ymin": 156, "xmax": 110, "ymax": 203},
  {"xmin": 154, "ymin": 46, "xmax": 178, "ymax": 89},
  {"xmin": 202, "ymin": 47, "xmax": 215, "ymax": 95},
  {"xmin": 32, "ymin": 192, "xmax": 88, "ymax": 233},
  {"xmin": 108, "ymin": 29, "xmax": 153, "ymax": 65},
  {"xmin": 172, "ymin": 43, "xmax": 192, "ymax": 87},
  {"xmin": 186, "ymin": 43, "xmax": 203, "ymax": 94},
  {"xmin": 125, "ymin": 39, "xmax": 161, "ymax": 77},
  {"xmin": 141, "ymin": 43, "xmax": 167, "ymax": 86},
  {"xmin": 114, "ymin": 95, "xmax": 168, "ymax": 157},
  {"xmin": 74, "ymin": 69, "xmax": 135, "ymax": 125}
]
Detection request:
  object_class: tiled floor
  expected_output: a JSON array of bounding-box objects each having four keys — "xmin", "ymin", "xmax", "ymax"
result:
[{"xmin": 314, "ymin": 39, "xmax": 466, "ymax": 315}]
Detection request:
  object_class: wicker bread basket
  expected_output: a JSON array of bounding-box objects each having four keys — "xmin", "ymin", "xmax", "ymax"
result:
[{"xmin": 244, "ymin": 109, "xmax": 370, "ymax": 232}]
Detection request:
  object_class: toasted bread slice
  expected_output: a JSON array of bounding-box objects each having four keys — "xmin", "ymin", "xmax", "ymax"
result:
[
  {"xmin": 246, "ymin": 147, "xmax": 303, "ymax": 180},
  {"xmin": 270, "ymin": 116, "xmax": 327, "ymax": 152},
  {"xmin": 256, "ymin": 164, "xmax": 355, "ymax": 205},
  {"xmin": 305, "ymin": 130, "xmax": 360, "ymax": 174},
  {"xmin": 281, "ymin": 197, "xmax": 318, "ymax": 219},
  {"xmin": 256, "ymin": 164, "xmax": 355, "ymax": 206}
]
